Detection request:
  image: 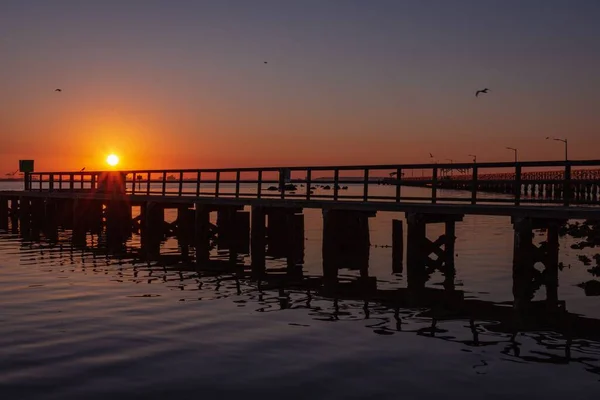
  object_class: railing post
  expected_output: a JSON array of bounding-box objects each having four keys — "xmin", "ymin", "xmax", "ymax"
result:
[
  {"xmin": 49, "ymin": 174, "xmax": 54, "ymax": 192},
  {"xmin": 196, "ymin": 171, "xmax": 201, "ymax": 197},
  {"xmin": 564, "ymin": 163, "xmax": 572, "ymax": 206},
  {"xmin": 178, "ymin": 171, "xmax": 184, "ymax": 196},
  {"xmin": 162, "ymin": 172, "xmax": 167, "ymax": 195},
  {"xmin": 146, "ymin": 172, "xmax": 151, "ymax": 195},
  {"xmin": 70, "ymin": 174, "xmax": 74, "ymax": 192},
  {"xmin": 363, "ymin": 168, "xmax": 369, "ymax": 201},
  {"xmin": 515, "ymin": 164, "xmax": 522, "ymax": 206},
  {"xmin": 257, "ymin": 170, "xmax": 262, "ymax": 199},
  {"xmin": 432, "ymin": 167, "xmax": 438, "ymax": 204},
  {"xmin": 471, "ymin": 165, "xmax": 478, "ymax": 205},
  {"xmin": 395, "ymin": 168, "xmax": 401, "ymax": 202},
  {"xmin": 24, "ymin": 172, "xmax": 30, "ymax": 190},
  {"xmin": 58, "ymin": 174, "xmax": 63, "ymax": 190},
  {"xmin": 91, "ymin": 174, "xmax": 96, "ymax": 192},
  {"xmin": 235, "ymin": 170, "xmax": 241, "ymax": 198},
  {"xmin": 333, "ymin": 168, "xmax": 339, "ymax": 201},
  {"xmin": 279, "ymin": 168, "xmax": 286, "ymax": 199},
  {"xmin": 215, "ymin": 171, "xmax": 220, "ymax": 197},
  {"xmin": 306, "ymin": 169, "xmax": 312, "ymax": 200},
  {"xmin": 131, "ymin": 172, "xmax": 136, "ymax": 194}
]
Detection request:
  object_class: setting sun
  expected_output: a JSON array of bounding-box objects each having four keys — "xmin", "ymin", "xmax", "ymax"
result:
[{"xmin": 106, "ymin": 154, "xmax": 120, "ymax": 167}]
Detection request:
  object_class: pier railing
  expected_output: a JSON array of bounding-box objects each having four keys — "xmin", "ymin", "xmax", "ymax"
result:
[{"xmin": 24, "ymin": 160, "xmax": 600, "ymax": 206}]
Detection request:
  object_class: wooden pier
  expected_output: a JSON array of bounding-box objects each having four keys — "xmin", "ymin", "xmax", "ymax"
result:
[{"xmin": 2, "ymin": 159, "xmax": 600, "ymax": 314}]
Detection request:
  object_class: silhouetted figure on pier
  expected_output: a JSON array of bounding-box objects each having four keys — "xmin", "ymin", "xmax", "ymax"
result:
[{"xmin": 475, "ymin": 88, "xmax": 489, "ymax": 97}]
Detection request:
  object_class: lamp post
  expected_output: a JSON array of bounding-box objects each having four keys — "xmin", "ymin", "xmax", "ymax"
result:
[
  {"xmin": 506, "ymin": 147, "xmax": 518, "ymax": 163},
  {"xmin": 546, "ymin": 137, "xmax": 568, "ymax": 161},
  {"xmin": 468, "ymin": 154, "xmax": 477, "ymax": 164}
]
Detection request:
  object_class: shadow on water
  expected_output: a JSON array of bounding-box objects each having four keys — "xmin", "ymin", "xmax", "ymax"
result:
[{"xmin": 3, "ymin": 218, "xmax": 600, "ymax": 381}]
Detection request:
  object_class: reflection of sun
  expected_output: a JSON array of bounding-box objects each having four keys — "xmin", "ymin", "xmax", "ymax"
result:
[{"xmin": 106, "ymin": 154, "xmax": 119, "ymax": 167}]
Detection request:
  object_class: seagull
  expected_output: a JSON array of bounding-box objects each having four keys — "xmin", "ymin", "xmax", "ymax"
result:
[
  {"xmin": 80, "ymin": 167, "xmax": 85, "ymax": 172},
  {"xmin": 475, "ymin": 88, "xmax": 489, "ymax": 97},
  {"xmin": 429, "ymin": 153, "xmax": 434, "ymax": 158},
  {"xmin": 264, "ymin": 61, "xmax": 267, "ymax": 64},
  {"xmin": 55, "ymin": 88, "xmax": 62, "ymax": 92}
]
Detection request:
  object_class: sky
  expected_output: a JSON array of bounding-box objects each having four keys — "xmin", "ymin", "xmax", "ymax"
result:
[{"xmin": 1, "ymin": 0, "xmax": 600, "ymax": 172}]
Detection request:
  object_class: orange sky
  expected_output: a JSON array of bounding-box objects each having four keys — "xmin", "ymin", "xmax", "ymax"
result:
[{"xmin": 1, "ymin": 1, "xmax": 600, "ymax": 173}]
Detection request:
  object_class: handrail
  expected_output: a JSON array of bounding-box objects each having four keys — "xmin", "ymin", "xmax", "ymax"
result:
[{"xmin": 21, "ymin": 160, "xmax": 600, "ymax": 207}]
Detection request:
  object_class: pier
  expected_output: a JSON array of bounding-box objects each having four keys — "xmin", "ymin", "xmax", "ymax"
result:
[{"xmin": 2, "ymin": 159, "xmax": 600, "ymax": 315}]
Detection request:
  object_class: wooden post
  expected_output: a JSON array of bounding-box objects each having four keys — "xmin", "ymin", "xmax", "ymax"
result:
[
  {"xmin": 395, "ymin": 168, "xmax": 402, "ymax": 202},
  {"xmin": 234, "ymin": 211, "xmax": 250, "ymax": 255},
  {"xmin": 19, "ymin": 197, "xmax": 31, "ymax": 234},
  {"xmin": 251, "ymin": 206, "xmax": 266, "ymax": 275},
  {"xmin": 105, "ymin": 200, "xmax": 131, "ymax": 247},
  {"xmin": 392, "ymin": 219, "xmax": 404, "ymax": 273},
  {"xmin": 431, "ymin": 167, "xmax": 438, "ymax": 204},
  {"xmin": 286, "ymin": 213, "xmax": 305, "ymax": 268},
  {"xmin": 0, "ymin": 197, "xmax": 8, "ymax": 231},
  {"xmin": 178, "ymin": 171, "xmax": 184, "ymax": 196},
  {"xmin": 512, "ymin": 217, "xmax": 534, "ymax": 310},
  {"xmin": 563, "ymin": 164, "xmax": 572, "ymax": 206},
  {"xmin": 333, "ymin": 168, "xmax": 339, "ymax": 201},
  {"xmin": 196, "ymin": 171, "xmax": 201, "ymax": 197},
  {"xmin": 195, "ymin": 204, "xmax": 211, "ymax": 266},
  {"xmin": 72, "ymin": 199, "xmax": 87, "ymax": 245},
  {"xmin": 142, "ymin": 202, "xmax": 164, "ymax": 259},
  {"xmin": 363, "ymin": 168, "xmax": 369, "ymax": 201},
  {"xmin": 306, "ymin": 169, "xmax": 312, "ymax": 200},
  {"xmin": 471, "ymin": 165, "xmax": 478, "ymax": 204},
  {"xmin": 257, "ymin": 170, "xmax": 262, "ymax": 199},
  {"xmin": 406, "ymin": 212, "xmax": 427, "ymax": 289},
  {"xmin": 322, "ymin": 209, "xmax": 338, "ymax": 281}
]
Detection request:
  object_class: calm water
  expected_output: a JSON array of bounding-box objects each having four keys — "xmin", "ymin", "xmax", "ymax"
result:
[{"xmin": 1, "ymin": 182, "xmax": 600, "ymax": 399}]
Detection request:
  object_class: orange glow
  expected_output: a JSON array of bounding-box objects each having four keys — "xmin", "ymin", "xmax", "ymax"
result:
[{"xmin": 106, "ymin": 154, "xmax": 120, "ymax": 167}]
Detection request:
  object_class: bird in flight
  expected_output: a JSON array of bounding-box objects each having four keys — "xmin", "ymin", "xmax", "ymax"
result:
[
  {"xmin": 429, "ymin": 153, "xmax": 434, "ymax": 158},
  {"xmin": 55, "ymin": 88, "xmax": 62, "ymax": 92},
  {"xmin": 264, "ymin": 61, "xmax": 268, "ymax": 64},
  {"xmin": 80, "ymin": 167, "xmax": 85, "ymax": 172},
  {"xmin": 475, "ymin": 88, "xmax": 489, "ymax": 97}
]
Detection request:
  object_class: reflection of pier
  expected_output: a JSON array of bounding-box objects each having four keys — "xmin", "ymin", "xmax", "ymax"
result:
[
  {"xmin": 0, "ymin": 190, "xmax": 585, "ymax": 315},
  {"xmin": 5, "ymin": 223, "xmax": 600, "ymax": 377}
]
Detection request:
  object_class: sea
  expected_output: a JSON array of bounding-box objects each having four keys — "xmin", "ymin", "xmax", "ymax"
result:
[{"xmin": 1, "ymin": 181, "xmax": 599, "ymax": 399}]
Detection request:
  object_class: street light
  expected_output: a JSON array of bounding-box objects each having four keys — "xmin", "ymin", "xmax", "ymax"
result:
[
  {"xmin": 546, "ymin": 137, "xmax": 568, "ymax": 161},
  {"xmin": 468, "ymin": 154, "xmax": 477, "ymax": 163},
  {"xmin": 506, "ymin": 147, "xmax": 518, "ymax": 163}
]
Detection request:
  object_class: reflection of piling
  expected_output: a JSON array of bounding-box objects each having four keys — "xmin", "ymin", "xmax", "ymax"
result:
[
  {"xmin": 392, "ymin": 219, "xmax": 404, "ymax": 273},
  {"xmin": 177, "ymin": 207, "xmax": 194, "ymax": 259},
  {"xmin": 546, "ymin": 223, "xmax": 560, "ymax": 306},
  {"xmin": 512, "ymin": 217, "xmax": 563, "ymax": 311},
  {"xmin": 251, "ymin": 206, "xmax": 266, "ymax": 275},
  {"xmin": 406, "ymin": 212, "xmax": 462, "ymax": 290},
  {"xmin": 266, "ymin": 208, "xmax": 304, "ymax": 268},
  {"xmin": 194, "ymin": 204, "xmax": 211, "ymax": 266}
]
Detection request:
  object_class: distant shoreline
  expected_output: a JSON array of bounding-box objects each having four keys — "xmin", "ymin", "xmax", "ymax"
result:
[{"xmin": 0, "ymin": 179, "xmax": 22, "ymax": 182}]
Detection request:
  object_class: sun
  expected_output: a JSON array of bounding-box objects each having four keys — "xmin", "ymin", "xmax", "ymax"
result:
[{"xmin": 106, "ymin": 154, "xmax": 119, "ymax": 167}]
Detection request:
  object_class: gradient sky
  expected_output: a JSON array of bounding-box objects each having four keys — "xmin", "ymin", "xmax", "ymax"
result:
[{"xmin": 1, "ymin": 0, "xmax": 600, "ymax": 172}]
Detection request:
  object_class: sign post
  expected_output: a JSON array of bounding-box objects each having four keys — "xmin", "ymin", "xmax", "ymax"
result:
[{"xmin": 19, "ymin": 160, "xmax": 34, "ymax": 190}]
